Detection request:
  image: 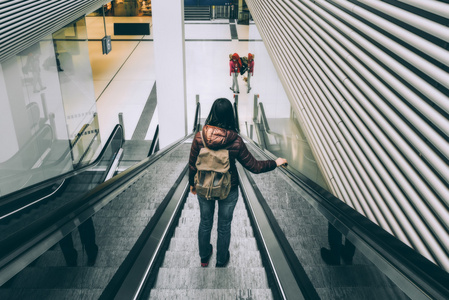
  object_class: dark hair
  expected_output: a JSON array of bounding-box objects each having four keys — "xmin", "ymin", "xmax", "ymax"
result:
[{"xmin": 205, "ymin": 98, "xmax": 237, "ymax": 131}]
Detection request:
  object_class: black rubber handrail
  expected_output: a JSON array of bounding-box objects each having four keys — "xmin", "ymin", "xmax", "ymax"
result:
[
  {"xmin": 234, "ymin": 98, "xmax": 317, "ymax": 299},
  {"xmin": 0, "ymin": 124, "xmax": 124, "ymax": 219},
  {"xmin": 233, "ymin": 97, "xmax": 240, "ymax": 133},
  {"xmin": 147, "ymin": 125, "xmax": 159, "ymax": 157},
  {"xmin": 242, "ymin": 135, "xmax": 449, "ymax": 300},
  {"xmin": 193, "ymin": 101, "xmax": 201, "ymax": 133}
]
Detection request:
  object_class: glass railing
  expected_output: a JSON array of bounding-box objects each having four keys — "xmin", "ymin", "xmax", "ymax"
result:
[{"xmin": 243, "ymin": 94, "xmax": 328, "ymax": 190}]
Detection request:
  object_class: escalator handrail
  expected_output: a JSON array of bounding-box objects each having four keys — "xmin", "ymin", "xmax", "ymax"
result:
[
  {"xmin": 193, "ymin": 101, "xmax": 201, "ymax": 133},
  {"xmin": 233, "ymin": 98, "xmax": 240, "ymax": 133},
  {"xmin": 71, "ymin": 117, "xmax": 94, "ymax": 148},
  {"xmin": 258, "ymin": 102, "xmax": 271, "ymax": 133},
  {"xmin": 0, "ymin": 124, "xmax": 125, "ymax": 217},
  {"xmin": 147, "ymin": 125, "xmax": 159, "ymax": 157},
  {"xmin": 241, "ymin": 135, "xmax": 449, "ymax": 300},
  {"xmin": 72, "ymin": 128, "xmax": 101, "ymax": 168},
  {"xmin": 236, "ymin": 100, "xmax": 316, "ymax": 299}
]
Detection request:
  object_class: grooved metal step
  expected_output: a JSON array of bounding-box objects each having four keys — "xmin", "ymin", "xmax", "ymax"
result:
[
  {"xmin": 149, "ymin": 193, "xmax": 273, "ymax": 299},
  {"xmin": 149, "ymin": 288, "xmax": 273, "ymax": 300}
]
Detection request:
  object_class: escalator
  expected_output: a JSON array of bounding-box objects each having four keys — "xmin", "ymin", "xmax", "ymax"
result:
[
  {"xmin": 101, "ymin": 100, "xmax": 447, "ymax": 300},
  {"xmin": 97, "ymin": 132, "xmax": 449, "ymax": 299},
  {"xmin": 97, "ymin": 145, "xmax": 304, "ymax": 300},
  {"xmin": 1, "ymin": 102, "xmax": 448, "ymax": 300}
]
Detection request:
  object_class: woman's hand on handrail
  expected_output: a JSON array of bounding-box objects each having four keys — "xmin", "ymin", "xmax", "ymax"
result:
[{"xmin": 276, "ymin": 158, "xmax": 288, "ymax": 167}]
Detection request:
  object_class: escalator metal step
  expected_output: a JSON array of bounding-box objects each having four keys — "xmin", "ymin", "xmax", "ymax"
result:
[
  {"xmin": 149, "ymin": 193, "xmax": 273, "ymax": 299},
  {"xmin": 149, "ymin": 288, "xmax": 273, "ymax": 300}
]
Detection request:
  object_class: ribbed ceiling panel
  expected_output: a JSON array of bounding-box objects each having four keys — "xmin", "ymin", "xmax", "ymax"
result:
[
  {"xmin": 246, "ymin": 0, "xmax": 449, "ymax": 271},
  {"xmin": 0, "ymin": 0, "xmax": 109, "ymax": 62}
]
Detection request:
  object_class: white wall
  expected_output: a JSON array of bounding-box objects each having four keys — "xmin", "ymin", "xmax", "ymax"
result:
[{"xmin": 152, "ymin": 0, "xmax": 187, "ymax": 147}]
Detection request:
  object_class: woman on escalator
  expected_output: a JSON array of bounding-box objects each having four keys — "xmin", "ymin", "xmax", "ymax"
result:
[{"xmin": 188, "ymin": 98, "xmax": 287, "ymax": 268}]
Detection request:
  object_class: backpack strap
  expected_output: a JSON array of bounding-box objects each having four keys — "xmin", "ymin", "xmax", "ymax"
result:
[
  {"xmin": 199, "ymin": 130, "xmax": 214, "ymax": 200},
  {"xmin": 206, "ymin": 172, "xmax": 215, "ymax": 200},
  {"xmin": 200, "ymin": 130, "xmax": 209, "ymax": 149}
]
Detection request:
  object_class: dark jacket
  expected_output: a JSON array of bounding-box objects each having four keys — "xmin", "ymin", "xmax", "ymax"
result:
[{"xmin": 189, "ymin": 125, "xmax": 276, "ymax": 189}]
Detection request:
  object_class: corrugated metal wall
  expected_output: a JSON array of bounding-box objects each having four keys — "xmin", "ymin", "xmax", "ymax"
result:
[
  {"xmin": 246, "ymin": 0, "xmax": 449, "ymax": 271},
  {"xmin": 0, "ymin": 0, "xmax": 109, "ymax": 63}
]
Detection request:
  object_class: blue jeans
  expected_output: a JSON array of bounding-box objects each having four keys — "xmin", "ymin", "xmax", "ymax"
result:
[{"xmin": 197, "ymin": 188, "xmax": 239, "ymax": 265}]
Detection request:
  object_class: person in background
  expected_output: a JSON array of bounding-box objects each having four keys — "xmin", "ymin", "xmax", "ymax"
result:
[
  {"xmin": 229, "ymin": 53, "xmax": 241, "ymax": 94},
  {"xmin": 189, "ymin": 98, "xmax": 288, "ymax": 268}
]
